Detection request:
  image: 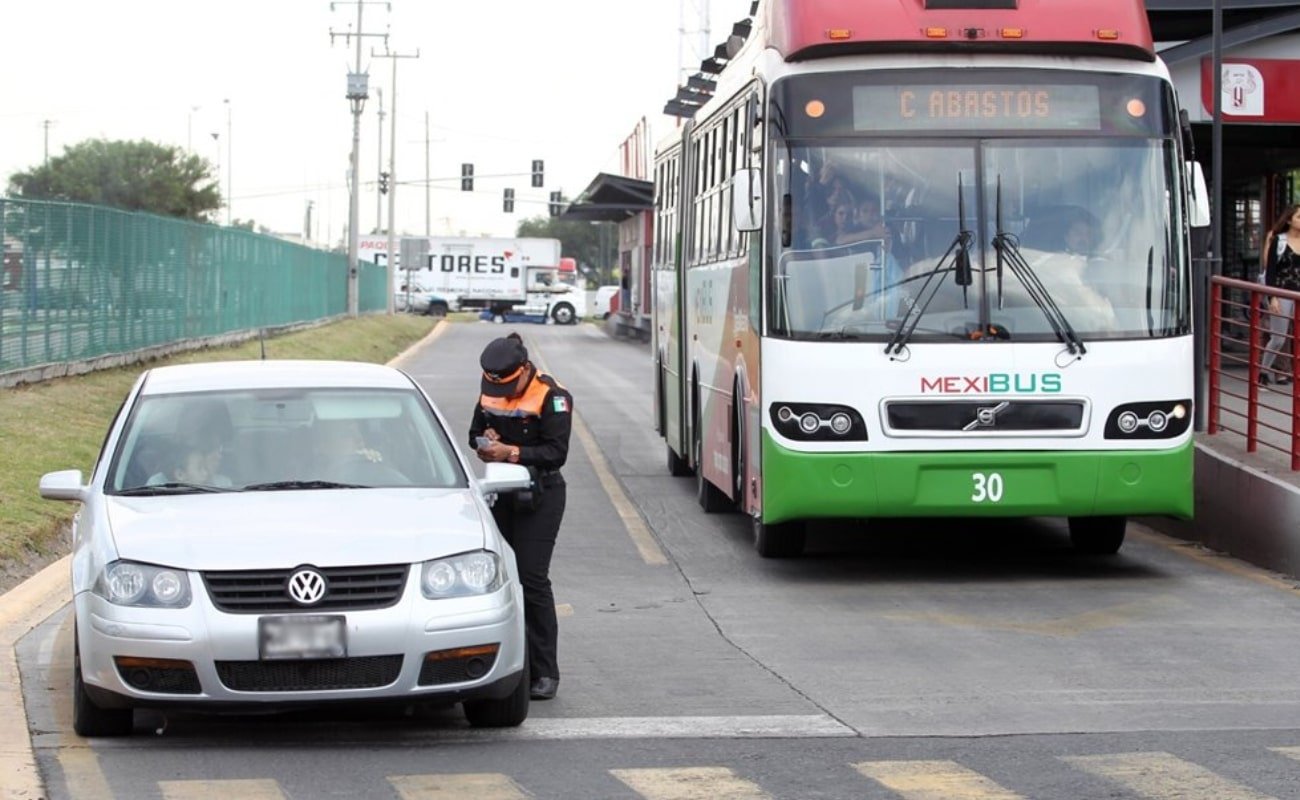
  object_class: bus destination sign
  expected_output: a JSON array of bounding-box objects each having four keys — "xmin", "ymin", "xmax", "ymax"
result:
[{"xmin": 853, "ymin": 84, "xmax": 1102, "ymax": 132}]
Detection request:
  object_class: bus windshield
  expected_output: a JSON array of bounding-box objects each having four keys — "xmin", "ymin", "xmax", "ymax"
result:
[{"xmin": 768, "ymin": 73, "xmax": 1189, "ymax": 344}]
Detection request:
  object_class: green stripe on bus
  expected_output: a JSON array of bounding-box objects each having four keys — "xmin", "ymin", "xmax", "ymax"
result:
[{"xmin": 760, "ymin": 432, "xmax": 1192, "ymax": 522}]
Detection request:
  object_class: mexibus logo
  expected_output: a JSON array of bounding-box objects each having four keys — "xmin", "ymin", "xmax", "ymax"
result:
[{"xmin": 921, "ymin": 373, "xmax": 1062, "ymax": 394}]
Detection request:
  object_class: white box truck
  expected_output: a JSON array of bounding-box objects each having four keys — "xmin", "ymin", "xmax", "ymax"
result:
[{"xmin": 398, "ymin": 236, "xmax": 586, "ymax": 324}]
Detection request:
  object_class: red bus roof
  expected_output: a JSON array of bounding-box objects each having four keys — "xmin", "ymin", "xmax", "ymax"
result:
[{"xmin": 766, "ymin": 0, "xmax": 1155, "ymax": 62}]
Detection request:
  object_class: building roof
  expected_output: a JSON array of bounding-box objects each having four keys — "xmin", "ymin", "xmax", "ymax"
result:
[{"xmin": 560, "ymin": 173, "xmax": 654, "ymax": 223}]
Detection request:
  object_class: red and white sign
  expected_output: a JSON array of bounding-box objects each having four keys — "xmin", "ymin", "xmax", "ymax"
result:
[{"xmin": 1201, "ymin": 58, "xmax": 1300, "ymax": 122}]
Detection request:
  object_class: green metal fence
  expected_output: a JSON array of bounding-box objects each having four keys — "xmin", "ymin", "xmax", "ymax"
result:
[{"xmin": 1, "ymin": 197, "xmax": 387, "ymax": 374}]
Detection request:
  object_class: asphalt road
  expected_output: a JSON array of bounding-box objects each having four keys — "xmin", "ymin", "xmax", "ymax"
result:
[{"xmin": 18, "ymin": 320, "xmax": 1300, "ymax": 800}]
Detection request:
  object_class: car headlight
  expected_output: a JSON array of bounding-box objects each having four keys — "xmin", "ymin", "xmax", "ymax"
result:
[
  {"xmin": 95, "ymin": 561, "xmax": 192, "ymax": 608},
  {"xmin": 420, "ymin": 551, "xmax": 503, "ymax": 599}
]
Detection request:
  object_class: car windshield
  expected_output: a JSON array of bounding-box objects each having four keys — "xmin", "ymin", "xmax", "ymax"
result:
[{"xmin": 105, "ymin": 387, "xmax": 468, "ymax": 494}]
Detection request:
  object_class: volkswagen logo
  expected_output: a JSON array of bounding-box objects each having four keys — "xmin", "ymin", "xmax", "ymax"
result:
[{"xmin": 286, "ymin": 568, "xmax": 328, "ymax": 606}]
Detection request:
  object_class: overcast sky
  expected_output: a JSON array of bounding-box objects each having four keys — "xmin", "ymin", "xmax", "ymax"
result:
[{"xmin": 1, "ymin": 0, "xmax": 754, "ymax": 243}]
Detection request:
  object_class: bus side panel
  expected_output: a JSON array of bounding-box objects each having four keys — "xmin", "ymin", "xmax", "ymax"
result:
[{"xmin": 656, "ymin": 264, "xmax": 686, "ymax": 457}]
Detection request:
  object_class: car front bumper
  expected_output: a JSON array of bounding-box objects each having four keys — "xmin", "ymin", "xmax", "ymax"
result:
[{"xmin": 76, "ymin": 570, "xmax": 526, "ymax": 710}]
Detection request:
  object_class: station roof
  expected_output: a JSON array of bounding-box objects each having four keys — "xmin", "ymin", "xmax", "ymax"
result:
[
  {"xmin": 560, "ymin": 173, "xmax": 654, "ymax": 223},
  {"xmin": 1147, "ymin": 0, "xmax": 1300, "ymax": 64}
]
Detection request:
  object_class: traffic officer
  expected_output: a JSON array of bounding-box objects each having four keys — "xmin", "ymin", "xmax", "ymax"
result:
[{"xmin": 469, "ymin": 333, "xmax": 572, "ymax": 701}]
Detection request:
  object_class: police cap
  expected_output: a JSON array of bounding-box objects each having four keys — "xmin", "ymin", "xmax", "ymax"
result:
[{"xmin": 479, "ymin": 334, "xmax": 530, "ymax": 397}]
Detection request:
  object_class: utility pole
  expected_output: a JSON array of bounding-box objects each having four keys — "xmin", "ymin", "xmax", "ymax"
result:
[
  {"xmin": 330, "ymin": 0, "xmax": 388, "ymax": 317},
  {"xmin": 224, "ymin": 99, "xmax": 232, "ymax": 225},
  {"xmin": 42, "ymin": 119, "xmax": 54, "ymax": 167},
  {"xmin": 305, "ymin": 200, "xmax": 315, "ymax": 244},
  {"xmin": 375, "ymin": 87, "xmax": 385, "ymax": 234},
  {"xmin": 374, "ymin": 46, "xmax": 420, "ymax": 315},
  {"xmin": 424, "ymin": 111, "xmax": 431, "ymax": 237}
]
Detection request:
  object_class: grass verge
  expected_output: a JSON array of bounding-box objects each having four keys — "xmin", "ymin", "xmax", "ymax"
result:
[{"xmin": 0, "ymin": 314, "xmax": 437, "ymax": 581}]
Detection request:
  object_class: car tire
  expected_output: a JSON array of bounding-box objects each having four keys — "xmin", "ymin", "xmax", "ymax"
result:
[
  {"xmin": 1068, "ymin": 516, "xmax": 1127, "ymax": 555},
  {"xmin": 73, "ymin": 633, "xmax": 133, "ymax": 737},
  {"xmin": 753, "ymin": 517, "xmax": 806, "ymax": 558},
  {"xmin": 424, "ymin": 301, "xmax": 448, "ymax": 317},
  {"xmin": 462, "ymin": 661, "xmax": 530, "ymax": 728},
  {"xmin": 551, "ymin": 303, "xmax": 576, "ymax": 325}
]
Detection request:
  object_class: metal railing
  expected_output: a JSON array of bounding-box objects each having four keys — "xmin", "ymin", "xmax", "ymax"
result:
[{"xmin": 1208, "ymin": 275, "xmax": 1300, "ymax": 469}]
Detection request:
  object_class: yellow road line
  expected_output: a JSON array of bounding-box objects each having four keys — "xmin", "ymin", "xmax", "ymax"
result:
[
  {"xmin": 159, "ymin": 779, "xmax": 285, "ymax": 800},
  {"xmin": 1270, "ymin": 746, "xmax": 1300, "ymax": 761},
  {"xmin": 610, "ymin": 766, "xmax": 770, "ymax": 800},
  {"xmin": 853, "ymin": 759, "xmax": 1025, "ymax": 800},
  {"xmin": 0, "ymin": 554, "xmax": 72, "ymax": 800},
  {"xmin": 529, "ymin": 340, "xmax": 668, "ymax": 567},
  {"xmin": 1063, "ymin": 752, "xmax": 1277, "ymax": 799},
  {"xmin": 1130, "ymin": 528, "xmax": 1300, "ymax": 598},
  {"xmin": 56, "ymin": 749, "xmax": 114, "ymax": 800},
  {"xmin": 388, "ymin": 773, "xmax": 531, "ymax": 799}
]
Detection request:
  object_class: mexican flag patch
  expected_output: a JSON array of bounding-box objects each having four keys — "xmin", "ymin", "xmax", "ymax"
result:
[{"xmin": 553, "ymin": 396, "xmax": 570, "ymax": 413}]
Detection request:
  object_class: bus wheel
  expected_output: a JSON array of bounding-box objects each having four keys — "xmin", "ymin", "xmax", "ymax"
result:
[
  {"xmin": 753, "ymin": 517, "xmax": 805, "ymax": 558},
  {"xmin": 1068, "ymin": 516, "xmax": 1127, "ymax": 555},
  {"xmin": 667, "ymin": 445, "xmax": 691, "ymax": 477},
  {"xmin": 551, "ymin": 303, "xmax": 575, "ymax": 325},
  {"xmin": 694, "ymin": 401, "xmax": 730, "ymax": 513}
]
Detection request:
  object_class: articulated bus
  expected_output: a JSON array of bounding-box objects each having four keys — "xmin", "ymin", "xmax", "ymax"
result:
[{"xmin": 652, "ymin": 0, "xmax": 1209, "ymax": 558}]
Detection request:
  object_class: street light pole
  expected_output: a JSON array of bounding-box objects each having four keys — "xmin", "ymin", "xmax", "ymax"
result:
[{"xmin": 376, "ymin": 87, "xmax": 384, "ymax": 235}]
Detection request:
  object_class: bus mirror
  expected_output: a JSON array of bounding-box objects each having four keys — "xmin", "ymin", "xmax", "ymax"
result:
[
  {"xmin": 732, "ymin": 167, "xmax": 764, "ymax": 233},
  {"xmin": 1187, "ymin": 161, "xmax": 1210, "ymax": 229}
]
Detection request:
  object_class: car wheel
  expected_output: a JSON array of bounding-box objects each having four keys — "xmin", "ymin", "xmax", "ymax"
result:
[
  {"xmin": 1068, "ymin": 516, "xmax": 1127, "ymax": 555},
  {"xmin": 72, "ymin": 633, "xmax": 133, "ymax": 737},
  {"xmin": 462, "ymin": 661, "xmax": 530, "ymax": 728},
  {"xmin": 425, "ymin": 301, "xmax": 448, "ymax": 317},
  {"xmin": 753, "ymin": 516, "xmax": 806, "ymax": 558},
  {"xmin": 551, "ymin": 303, "xmax": 575, "ymax": 325}
]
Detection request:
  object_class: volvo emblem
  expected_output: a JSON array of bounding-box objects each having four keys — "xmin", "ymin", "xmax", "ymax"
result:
[
  {"xmin": 286, "ymin": 568, "xmax": 328, "ymax": 606},
  {"xmin": 964, "ymin": 401, "xmax": 1010, "ymax": 431}
]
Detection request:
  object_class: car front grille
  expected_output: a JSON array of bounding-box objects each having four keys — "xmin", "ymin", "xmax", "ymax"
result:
[
  {"xmin": 202, "ymin": 565, "xmax": 410, "ymax": 613},
  {"xmin": 215, "ymin": 656, "xmax": 404, "ymax": 692}
]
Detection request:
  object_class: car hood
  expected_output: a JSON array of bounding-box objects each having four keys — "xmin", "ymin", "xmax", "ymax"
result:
[{"xmin": 105, "ymin": 489, "xmax": 490, "ymax": 571}]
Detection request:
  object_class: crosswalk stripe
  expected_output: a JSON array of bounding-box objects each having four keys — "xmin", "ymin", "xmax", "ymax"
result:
[
  {"xmin": 56, "ymin": 748, "xmax": 114, "ymax": 800},
  {"xmin": 388, "ymin": 773, "xmax": 530, "ymax": 799},
  {"xmin": 852, "ymin": 760, "xmax": 1025, "ymax": 800},
  {"xmin": 1063, "ymin": 752, "xmax": 1277, "ymax": 799},
  {"xmin": 1270, "ymin": 746, "xmax": 1300, "ymax": 762},
  {"xmin": 611, "ymin": 766, "xmax": 771, "ymax": 800},
  {"xmin": 159, "ymin": 779, "xmax": 285, "ymax": 800}
]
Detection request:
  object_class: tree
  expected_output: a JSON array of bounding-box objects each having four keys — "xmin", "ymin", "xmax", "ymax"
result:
[
  {"xmin": 7, "ymin": 138, "xmax": 221, "ymax": 221},
  {"xmin": 516, "ymin": 212, "xmax": 618, "ymax": 286}
]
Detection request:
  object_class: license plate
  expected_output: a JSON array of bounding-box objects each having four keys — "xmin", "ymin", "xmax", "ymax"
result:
[{"xmin": 259, "ymin": 615, "xmax": 347, "ymax": 660}]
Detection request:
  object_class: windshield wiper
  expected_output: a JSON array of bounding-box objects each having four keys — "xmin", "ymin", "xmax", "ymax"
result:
[
  {"xmin": 117, "ymin": 482, "xmax": 233, "ymax": 496},
  {"xmin": 242, "ymin": 480, "xmax": 369, "ymax": 491},
  {"xmin": 991, "ymin": 177, "xmax": 1086, "ymax": 357},
  {"xmin": 884, "ymin": 174, "xmax": 974, "ymax": 357}
]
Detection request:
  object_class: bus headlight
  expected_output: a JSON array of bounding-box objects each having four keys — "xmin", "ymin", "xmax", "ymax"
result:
[
  {"xmin": 1104, "ymin": 400, "xmax": 1191, "ymax": 440},
  {"xmin": 769, "ymin": 403, "xmax": 867, "ymax": 441}
]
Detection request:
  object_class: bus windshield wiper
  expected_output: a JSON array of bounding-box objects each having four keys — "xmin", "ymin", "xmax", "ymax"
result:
[
  {"xmin": 884, "ymin": 174, "xmax": 974, "ymax": 357},
  {"xmin": 992, "ymin": 178, "xmax": 1086, "ymax": 357}
]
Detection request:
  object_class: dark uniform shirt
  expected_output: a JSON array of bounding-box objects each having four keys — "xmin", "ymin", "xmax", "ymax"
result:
[{"xmin": 469, "ymin": 371, "xmax": 572, "ymax": 473}]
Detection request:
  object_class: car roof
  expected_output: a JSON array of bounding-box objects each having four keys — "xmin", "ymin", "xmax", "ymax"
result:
[{"xmin": 139, "ymin": 360, "xmax": 416, "ymax": 395}]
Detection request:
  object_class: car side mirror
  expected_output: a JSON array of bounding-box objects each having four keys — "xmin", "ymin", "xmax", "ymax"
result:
[
  {"xmin": 39, "ymin": 470, "xmax": 87, "ymax": 502},
  {"xmin": 478, "ymin": 462, "xmax": 532, "ymax": 496},
  {"xmin": 1187, "ymin": 161, "xmax": 1211, "ymax": 229}
]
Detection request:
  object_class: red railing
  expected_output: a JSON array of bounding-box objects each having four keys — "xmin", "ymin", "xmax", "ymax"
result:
[{"xmin": 1208, "ymin": 276, "xmax": 1300, "ymax": 470}]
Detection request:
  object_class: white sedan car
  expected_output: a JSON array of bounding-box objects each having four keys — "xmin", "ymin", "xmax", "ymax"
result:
[{"xmin": 40, "ymin": 360, "xmax": 533, "ymax": 736}]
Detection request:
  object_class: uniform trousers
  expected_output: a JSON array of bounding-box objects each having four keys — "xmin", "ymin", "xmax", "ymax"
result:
[{"xmin": 492, "ymin": 482, "xmax": 565, "ymax": 680}]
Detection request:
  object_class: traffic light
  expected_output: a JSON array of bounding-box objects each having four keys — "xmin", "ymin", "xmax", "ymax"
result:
[
  {"xmin": 503, "ymin": 187, "xmax": 515, "ymax": 213},
  {"xmin": 378, "ymin": 171, "xmax": 389, "ymax": 194},
  {"xmin": 548, "ymin": 190, "xmax": 563, "ymax": 217},
  {"xmin": 531, "ymin": 159, "xmax": 544, "ymax": 188},
  {"xmin": 461, "ymin": 163, "xmax": 474, "ymax": 191}
]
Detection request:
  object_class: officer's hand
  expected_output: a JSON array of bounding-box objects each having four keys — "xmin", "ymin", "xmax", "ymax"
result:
[
  {"xmin": 483, "ymin": 428, "xmax": 501, "ymax": 442},
  {"xmin": 476, "ymin": 441, "xmax": 512, "ymax": 463}
]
